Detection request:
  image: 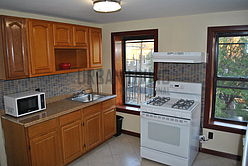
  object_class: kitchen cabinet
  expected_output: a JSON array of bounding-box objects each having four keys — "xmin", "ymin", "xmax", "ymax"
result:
[
  {"xmin": 54, "ymin": 24, "xmax": 88, "ymax": 47},
  {"xmin": 0, "ymin": 15, "xmax": 102, "ymax": 79},
  {"xmin": 28, "ymin": 119, "xmax": 61, "ymax": 166},
  {"xmin": 2, "ymin": 98, "xmax": 116, "ymax": 166},
  {"xmin": 83, "ymin": 104, "xmax": 102, "ymax": 151},
  {"xmin": 53, "ymin": 23, "xmax": 73, "ymax": 46},
  {"xmin": 89, "ymin": 28, "xmax": 102, "ymax": 68},
  {"xmin": 102, "ymin": 98, "xmax": 116, "ymax": 141},
  {"xmin": 0, "ymin": 16, "xmax": 29, "ymax": 80},
  {"xmin": 73, "ymin": 26, "xmax": 88, "ymax": 47},
  {"xmin": 29, "ymin": 131, "xmax": 60, "ymax": 166},
  {"xmin": 28, "ymin": 19, "xmax": 55, "ymax": 76},
  {"xmin": 59, "ymin": 111, "xmax": 83, "ymax": 165}
]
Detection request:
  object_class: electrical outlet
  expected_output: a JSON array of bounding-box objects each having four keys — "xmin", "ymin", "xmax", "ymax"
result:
[
  {"xmin": 208, "ymin": 132, "xmax": 214, "ymax": 139},
  {"xmin": 35, "ymin": 88, "xmax": 40, "ymax": 92}
]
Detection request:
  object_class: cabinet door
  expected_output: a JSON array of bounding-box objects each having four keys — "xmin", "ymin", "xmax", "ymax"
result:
[
  {"xmin": 84, "ymin": 112, "xmax": 102, "ymax": 151},
  {"xmin": 102, "ymin": 109, "xmax": 116, "ymax": 141},
  {"xmin": 73, "ymin": 26, "xmax": 88, "ymax": 47},
  {"xmin": 3, "ymin": 16, "xmax": 29, "ymax": 79},
  {"xmin": 60, "ymin": 120, "xmax": 83, "ymax": 165},
  {"xmin": 89, "ymin": 28, "xmax": 102, "ymax": 68},
  {"xmin": 30, "ymin": 131, "xmax": 61, "ymax": 166},
  {"xmin": 28, "ymin": 20, "xmax": 55, "ymax": 75},
  {"xmin": 53, "ymin": 23, "xmax": 73, "ymax": 46}
]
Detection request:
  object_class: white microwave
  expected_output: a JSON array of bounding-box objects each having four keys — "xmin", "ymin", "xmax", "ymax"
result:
[{"xmin": 4, "ymin": 91, "xmax": 46, "ymax": 117}]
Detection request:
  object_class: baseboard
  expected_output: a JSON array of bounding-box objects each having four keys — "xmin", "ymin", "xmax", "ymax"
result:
[
  {"xmin": 200, "ymin": 148, "xmax": 241, "ymax": 161},
  {"xmin": 122, "ymin": 130, "xmax": 140, "ymax": 137}
]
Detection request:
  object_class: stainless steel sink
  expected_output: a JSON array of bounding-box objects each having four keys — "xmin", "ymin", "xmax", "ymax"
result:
[{"xmin": 71, "ymin": 94, "xmax": 104, "ymax": 103}]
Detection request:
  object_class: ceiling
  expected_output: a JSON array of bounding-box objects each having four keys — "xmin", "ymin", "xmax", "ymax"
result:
[{"xmin": 0, "ymin": 0, "xmax": 248, "ymax": 23}]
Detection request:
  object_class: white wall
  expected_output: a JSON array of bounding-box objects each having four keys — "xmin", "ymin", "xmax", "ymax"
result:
[{"xmin": 101, "ymin": 10, "xmax": 248, "ymax": 156}]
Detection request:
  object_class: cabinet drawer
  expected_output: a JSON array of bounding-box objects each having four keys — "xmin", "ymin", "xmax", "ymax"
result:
[
  {"xmin": 28, "ymin": 118, "xmax": 58, "ymax": 138},
  {"xmin": 83, "ymin": 103, "xmax": 101, "ymax": 117},
  {"xmin": 102, "ymin": 98, "xmax": 116, "ymax": 111},
  {"xmin": 59, "ymin": 111, "xmax": 81, "ymax": 126}
]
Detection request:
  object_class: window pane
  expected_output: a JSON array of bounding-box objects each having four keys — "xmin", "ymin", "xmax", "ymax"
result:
[
  {"xmin": 125, "ymin": 74, "xmax": 154, "ymax": 105},
  {"xmin": 217, "ymin": 36, "xmax": 248, "ymax": 78},
  {"xmin": 125, "ymin": 40, "xmax": 154, "ymax": 72},
  {"xmin": 217, "ymin": 80, "xmax": 248, "ymax": 89},
  {"xmin": 214, "ymin": 87, "xmax": 248, "ymax": 122}
]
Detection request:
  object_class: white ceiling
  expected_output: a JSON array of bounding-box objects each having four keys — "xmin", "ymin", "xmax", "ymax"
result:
[{"xmin": 0, "ymin": 0, "xmax": 248, "ymax": 23}]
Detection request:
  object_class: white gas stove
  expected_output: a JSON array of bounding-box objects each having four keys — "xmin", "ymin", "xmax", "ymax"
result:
[{"xmin": 140, "ymin": 81, "xmax": 202, "ymax": 166}]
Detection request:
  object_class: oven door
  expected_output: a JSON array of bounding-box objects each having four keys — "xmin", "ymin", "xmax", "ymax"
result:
[{"xmin": 141, "ymin": 114, "xmax": 190, "ymax": 158}]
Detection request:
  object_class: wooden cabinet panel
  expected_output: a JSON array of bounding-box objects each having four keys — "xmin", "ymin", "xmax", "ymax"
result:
[
  {"xmin": 84, "ymin": 103, "xmax": 101, "ymax": 117},
  {"xmin": 89, "ymin": 28, "xmax": 102, "ymax": 68},
  {"xmin": 28, "ymin": 19, "xmax": 55, "ymax": 75},
  {"xmin": 30, "ymin": 131, "xmax": 61, "ymax": 166},
  {"xmin": 84, "ymin": 111, "xmax": 102, "ymax": 151},
  {"xmin": 73, "ymin": 26, "xmax": 88, "ymax": 47},
  {"xmin": 28, "ymin": 118, "xmax": 58, "ymax": 138},
  {"xmin": 1, "ymin": 16, "xmax": 29, "ymax": 79},
  {"xmin": 60, "ymin": 120, "xmax": 82, "ymax": 164},
  {"xmin": 102, "ymin": 109, "xmax": 116, "ymax": 141},
  {"xmin": 54, "ymin": 23, "xmax": 73, "ymax": 46},
  {"xmin": 102, "ymin": 98, "xmax": 116, "ymax": 111},
  {"xmin": 59, "ymin": 110, "xmax": 81, "ymax": 126}
]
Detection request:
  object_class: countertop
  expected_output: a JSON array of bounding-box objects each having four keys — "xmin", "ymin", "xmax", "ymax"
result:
[{"xmin": 1, "ymin": 94, "xmax": 116, "ymax": 127}]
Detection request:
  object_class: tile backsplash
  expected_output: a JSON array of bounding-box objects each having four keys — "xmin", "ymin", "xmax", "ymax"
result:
[
  {"xmin": 0, "ymin": 71, "xmax": 93, "ymax": 109},
  {"xmin": 157, "ymin": 62, "xmax": 206, "ymax": 125},
  {"xmin": 157, "ymin": 63, "xmax": 206, "ymax": 83}
]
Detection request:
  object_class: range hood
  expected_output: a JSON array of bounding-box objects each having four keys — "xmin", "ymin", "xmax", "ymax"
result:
[{"xmin": 153, "ymin": 52, "xmax": 206, "ymax": 63}]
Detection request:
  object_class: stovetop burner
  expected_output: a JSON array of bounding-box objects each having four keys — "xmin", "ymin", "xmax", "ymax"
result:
[
  {"xmin": 146, "ymin": 96, "xmax": 170, "ymax": 106},
  {"xmin": 172, "ymin": 99, "xmax": 195, "ymax": 110}
]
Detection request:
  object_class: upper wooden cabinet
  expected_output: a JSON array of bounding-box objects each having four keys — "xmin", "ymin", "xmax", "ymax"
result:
[
  {"xmin": 53, "ymin": 23, "xmax": 73, "ymax": 46},
  {"xmin": 0, "ymin": 16, "xmax": 29, "ymax": 80},
  {"xmin": 0, "ymin": 15, "xmax": 102, "ymax": 80},
  {"xmin": 28, "ymin": 19, "xmax": 55, "ymax": 75},
  {"xmin": 89, "ymin": 28, "xmax": 102, "ymax": 68},
  {"xmin": 54, "ymin": 23, "xmax": 88, "ymax": 48},
  {"xmin": 73, "ymin": 26, "xmax": 88, "ymax": 47}
]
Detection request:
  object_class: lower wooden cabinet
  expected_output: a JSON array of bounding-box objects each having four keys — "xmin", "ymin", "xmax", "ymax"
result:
[
  {"xmin": 102, "ymin": 109, "xmax": 116, "ymax": 141},
  {"xmin": 2, "ymin": 98, "xmax": 116, "ymax": 166},
  {"xmin": 84, "ymin": 111, "xmax": 102, "ymax": 151},
  {"xmin": 60, "ymin": 120, "xmax": 83, "ymax": 164},
  {"xmin": 30, "ymin": 131, "xmax": 61, "ymax": 166}
]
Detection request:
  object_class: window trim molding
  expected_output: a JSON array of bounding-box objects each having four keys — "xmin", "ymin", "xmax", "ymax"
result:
[
  {"xmin": 204, "ymin": 25, "xmax": 248, "ymax": 135},
  {"xmin": 111, "ymin": 29, "xmax": 158, "ymax": 107}
]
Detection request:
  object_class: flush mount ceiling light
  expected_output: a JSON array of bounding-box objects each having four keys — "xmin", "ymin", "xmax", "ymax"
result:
[{"xmin": 93, "ymin": 0, "xmax": 121, "ymax": 13}]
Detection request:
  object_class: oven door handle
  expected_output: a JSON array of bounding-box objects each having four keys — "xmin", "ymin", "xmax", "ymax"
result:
[{"xmin": 141, "ymin": 114, "xmax": 191, "ymax": 126}]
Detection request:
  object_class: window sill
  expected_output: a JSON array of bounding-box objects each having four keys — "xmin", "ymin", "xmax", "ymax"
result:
[
  {"xmin": 205, "ymin": 120, "xmax": 247, "ymax": 135},
  {"xmin": 116, "ymin": 105, "xmax": 140, "ymax": 116}
]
